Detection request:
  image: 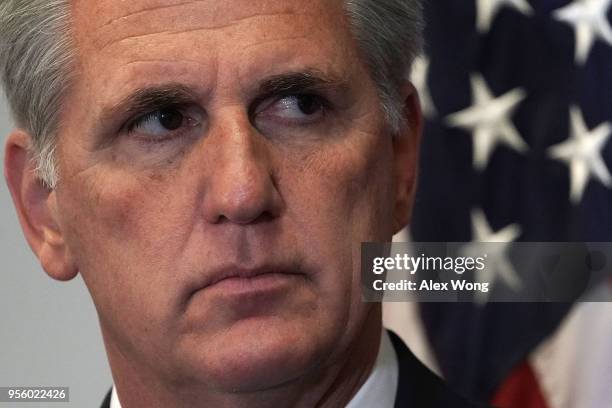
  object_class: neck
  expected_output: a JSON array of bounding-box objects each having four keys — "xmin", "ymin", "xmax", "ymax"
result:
[{"xmin": 103, "ymin": 306, "xmax": 383, "ymax": 408}]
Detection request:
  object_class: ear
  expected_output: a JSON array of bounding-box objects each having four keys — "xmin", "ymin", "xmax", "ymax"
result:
[
  {"xmin": 4, "ymin": 130, "xmax": 78, "ymax": 281},
  {"xmin": 392, "ymin": 81, "xmax": 422, "ymax": 234}
]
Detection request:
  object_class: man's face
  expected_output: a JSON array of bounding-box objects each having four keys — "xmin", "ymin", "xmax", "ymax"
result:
[{"xmin": 47, "ymin": 0, "xmax": 416, "ymax": 391}]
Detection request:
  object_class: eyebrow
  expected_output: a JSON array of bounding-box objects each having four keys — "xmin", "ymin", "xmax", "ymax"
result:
[
  {"xmin": 100, "ymin": 84, "xmax": 197, "ymax": 126},
  {"xmin": 256, "ymin": 70, "xmax": 347, "ymax": 96}
]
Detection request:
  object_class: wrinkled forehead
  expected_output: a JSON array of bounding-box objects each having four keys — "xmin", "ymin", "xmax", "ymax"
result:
[
  {"xmin": 67, "ymin": 0, "xmax": 362, "ymax": 100},
  {"xmin": 70, "ymin": 0, "xmax": 353, "ymax": 54}
]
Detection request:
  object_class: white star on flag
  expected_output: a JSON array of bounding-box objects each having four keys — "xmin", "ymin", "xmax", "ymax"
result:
[
  {"xmin": 553, "ymin": 0, "xmax": 612, "ymax": 64},
  {"xmin": 476, "ymin": 0, "xmax": 534, "ymax": 32},
  {"xmin": 445, "ymin": 73, "xmax": 528, "ymax": 170},
  {"xmin": 548, "ymin": 105, "xmax": 612, "ymax": 204},
  {"xmin": 410, "ymin": 56, "xmax": 436, "ymax": 118},
  {"xmin": 461, "ymin": 209, "xmax": 523, "ymax": 304}
]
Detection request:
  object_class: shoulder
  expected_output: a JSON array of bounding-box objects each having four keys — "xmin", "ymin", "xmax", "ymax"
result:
[{"xmin": 388, "ymin": 330, "xmax": 490, "ymax": 408}]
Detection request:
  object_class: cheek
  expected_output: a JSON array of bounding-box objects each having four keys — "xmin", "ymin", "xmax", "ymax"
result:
[
  {"xmin": 62, "ymin": 173, "xmax": 155, "ymax": 256},
  {"xmin": 286, "ymin": 133, "xmax": 396, "ymax": 243},
  {"xmin": 55, "ymin": 129, "xmax": 196, "ymax": 255},
  {"xmin": 279, "ymin": 134, "xmax": 394, "ymax": 348},
  {"xmin": 280, "ymin": 133, "xmax": 395, "ymax": 290},
  {"xmin": 57, "ymin": 165, "xmax": 192, "ymax": 313}
]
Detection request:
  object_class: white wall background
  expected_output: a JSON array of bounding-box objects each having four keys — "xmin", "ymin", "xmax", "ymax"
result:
[{"xmin": 0, "ymin": 93, "xmax": 112, "ymax": 407}]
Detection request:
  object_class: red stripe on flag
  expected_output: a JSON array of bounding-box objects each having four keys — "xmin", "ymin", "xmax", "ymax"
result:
[{"xmin": 491, "ymin": 361, "xmax": 549, "ymax": 408}]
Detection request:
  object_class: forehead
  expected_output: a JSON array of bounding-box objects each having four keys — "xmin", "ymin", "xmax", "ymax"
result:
[
  {"xmin": 70, "ymin": 0, "xmax": 358, "ymax": 92},
  {"xmin": 73, "ymin": 0, "xmax": 342, "ymax": 47}
]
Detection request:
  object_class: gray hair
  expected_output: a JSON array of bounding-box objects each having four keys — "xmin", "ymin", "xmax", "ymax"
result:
[
  {"xmin": 0, "ymin": 0, "xmax": 423, "ymax": 189},
  {"xmin": 344, "ymin": 0, "xmax": 424, "ymax": 131},
  {"xmin": 0, "ymin": 0, "xmax": 74, "ymax": 188}
]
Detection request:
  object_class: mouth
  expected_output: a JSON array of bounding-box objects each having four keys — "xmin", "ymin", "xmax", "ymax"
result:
[
  {"xmin": 189, "ymin": 264, "xmax": 308, "ymax": 299},
  {"xmin": 207, "ymin": 272, "xmax": 299, "ymax": 296},
  {"xmin": 181, "ymin": 262, "xmax": 314, "ymax": 327}
]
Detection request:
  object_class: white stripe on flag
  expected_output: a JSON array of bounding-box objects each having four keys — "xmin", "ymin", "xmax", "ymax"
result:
[{"xmin": 530, "ymin": 284, "xmax": 612, "ymax": 408}]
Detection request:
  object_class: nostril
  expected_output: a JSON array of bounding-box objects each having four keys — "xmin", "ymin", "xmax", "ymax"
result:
[{"xmin": 214, "ymin": 210, "xmax": 275, "ymax": 225}]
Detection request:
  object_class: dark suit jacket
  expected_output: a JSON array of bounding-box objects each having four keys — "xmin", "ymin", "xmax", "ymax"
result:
[{"xmin": 101, "ymin": 331, "xmax": 484, "ymax": 407}]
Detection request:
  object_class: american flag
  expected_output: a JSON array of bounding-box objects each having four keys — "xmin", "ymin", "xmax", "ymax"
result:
[{"xmin": 403, "ymin": 0, "xmax": 612, "ymax": 407}]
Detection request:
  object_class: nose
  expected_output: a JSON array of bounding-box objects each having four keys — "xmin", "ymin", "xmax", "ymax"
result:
[{"xmin": 202, "ymin": 114, "xmax": 283, "ymax": 225}]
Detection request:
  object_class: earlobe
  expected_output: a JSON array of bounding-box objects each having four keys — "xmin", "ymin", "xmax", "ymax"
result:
[
  {"xmin": 4, "ymin": 130, "xmax": 78, "ymax": 281},
  {"xmin": 392, "ymin": 81, "xmax": 423, "ymax": 234}
]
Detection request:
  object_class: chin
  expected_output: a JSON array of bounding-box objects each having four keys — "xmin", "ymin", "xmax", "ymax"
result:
[{"xmin": 179, "ymin": 316, "xmax": 336, "ymax": 392}]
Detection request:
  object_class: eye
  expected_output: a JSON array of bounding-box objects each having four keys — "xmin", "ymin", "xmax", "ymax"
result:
[
  {"xmin": 279, "ymin": 95, "xmax": 324, "ymax": 117},
  {"xmin": 257, "ymin": 94, "xmax": 327, "ymax": 125},
  {"xmin": 126, "ymin": 106, "xmax": 203, "ymax": 141}
]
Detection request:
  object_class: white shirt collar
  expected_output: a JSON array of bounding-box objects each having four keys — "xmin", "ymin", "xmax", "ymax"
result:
[
  {"xmin": 110, "ymin": 330, "xmax": 398, "ymax": 408},
  {"xmin": 345, "ymin": 330, "xmax": 399, "ymax": 408},
  {"xmin": 110, "ymin": 385, "xmax": 121, "ymax": 408}
]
